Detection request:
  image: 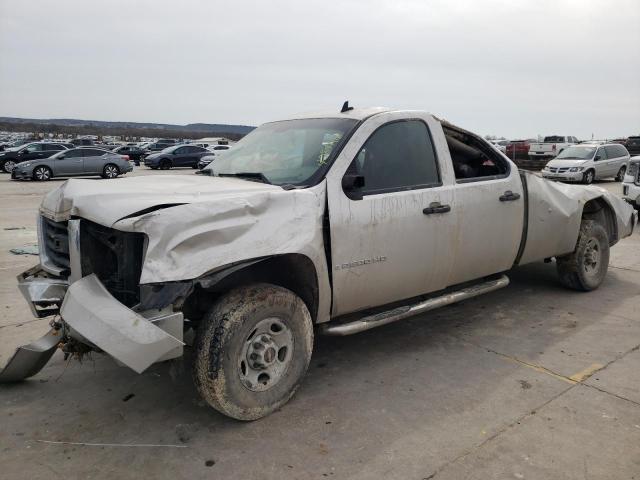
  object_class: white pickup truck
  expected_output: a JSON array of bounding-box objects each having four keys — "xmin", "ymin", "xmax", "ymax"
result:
[
  {"xmin": 1, "ymin": 106, "xmax": 636, "ymax": 420},
  {"xmin": 529, "ymin": 136, "xmax": 578, "ymax": 161}
]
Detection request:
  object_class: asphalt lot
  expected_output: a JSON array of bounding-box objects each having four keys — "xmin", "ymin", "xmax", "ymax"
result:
[{"xmin": 0, "ymin": 168, "xmax": 639, "ymax": 480}]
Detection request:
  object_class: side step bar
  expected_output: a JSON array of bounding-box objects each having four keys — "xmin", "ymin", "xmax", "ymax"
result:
[{"xmin": 320, "ymin": 275, "xmax": 509, "ymax": 336}]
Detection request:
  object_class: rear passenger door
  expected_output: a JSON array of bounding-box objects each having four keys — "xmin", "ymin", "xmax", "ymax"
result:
[
  {"xmin": 82, "ymin": 149, "xmax": 109, "ymax": 174},
  {"xmin": 447, "ymin": 141, "xmax": 524, "ymax": 286},
  {"xmin": 172, "ymin": 146, "xmax": 190, "ymax": 167},
  {"xmin": 327, "ymin": 115, "xmax": 457, "ymax": 316},
  {"xmin": 604, "ymin": 145, "xmax": 627, "ymax": 177}
]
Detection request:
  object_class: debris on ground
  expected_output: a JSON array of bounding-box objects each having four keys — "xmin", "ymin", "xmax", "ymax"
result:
[{"xmin": 10, "ymin": 245, "xmax": 39, "ymax": 255}]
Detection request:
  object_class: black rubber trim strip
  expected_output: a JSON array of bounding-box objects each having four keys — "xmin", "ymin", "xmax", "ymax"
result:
[{"xmin": 513, "ymin": 171, "xmax": 529, "ymax": 266}]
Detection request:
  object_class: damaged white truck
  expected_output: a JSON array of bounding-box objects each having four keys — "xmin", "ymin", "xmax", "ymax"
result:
[{"xmin": 1, "ymin": 106, "xmax": 636, "ymax": 420}]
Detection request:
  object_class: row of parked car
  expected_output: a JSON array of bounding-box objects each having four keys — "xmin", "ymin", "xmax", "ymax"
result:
[{"xmin": 0, "ymin": 138, "xmax": 231, "ymax": 180}]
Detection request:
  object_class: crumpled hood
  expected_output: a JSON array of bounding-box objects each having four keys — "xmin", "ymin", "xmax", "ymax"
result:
[
  {"xmin": 40, "ymin": 175, "xmax": 280, "ymax": 226},
  {"xmin": 545, "ymin": 159, "xmax": 589, "ymax": 168}
]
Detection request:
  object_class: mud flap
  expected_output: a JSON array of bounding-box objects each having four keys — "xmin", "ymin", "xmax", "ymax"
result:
[{"xmin": 0, "ymin": 328, "xmax": 62, "ymax": 382}]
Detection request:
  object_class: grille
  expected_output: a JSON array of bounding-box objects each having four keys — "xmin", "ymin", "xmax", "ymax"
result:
[
  {"xmin": 547, "ymin": 167, "xmax": 570, "ymax": 173},
  {"xmin": 80, "ymin": 220, "xmax": 145, "ymax": 307},
  {"xmin": 42, "ymin": 217, "xmax": 70, "ymax": 272}
]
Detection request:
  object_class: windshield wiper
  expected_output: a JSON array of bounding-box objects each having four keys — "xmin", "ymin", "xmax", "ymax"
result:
[{"xmin": 217, "ymin": 172, "xmax": 272, "ymax": 184}]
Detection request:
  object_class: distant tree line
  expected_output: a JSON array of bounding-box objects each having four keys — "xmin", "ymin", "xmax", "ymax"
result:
[{"xmin": 0, "ymin": 121, "xmax": 246, "ymax": 142}]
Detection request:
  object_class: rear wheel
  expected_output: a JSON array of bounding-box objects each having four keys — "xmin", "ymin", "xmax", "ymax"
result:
[
  {"xmin": 102, "ymin": 163, "xmax": 120, "ymax": 179},
  {"xmin": 159, "ymin": 159, "xmax": 171, "ymax": 170},
  {"xmin": 615, "ymin": 165, "xmax": 626, "ymax": 182},
  {"xmin": 583, "ymin": 169, "xmax": 595, "ymax": 184},
  {"xmin": 556, "ymin": 220, "xmax": 609, "ymax": 291},
  {"xmin": 3, "ymin": 160, "xmax": 16, "ymax": 173},
  {"xmin": 194, "ymin": 284, "xmax": 313, "ymax": 420},
  {"xmin": 32, "ymin": 166, "xmax": 52, "ymax": 181}
]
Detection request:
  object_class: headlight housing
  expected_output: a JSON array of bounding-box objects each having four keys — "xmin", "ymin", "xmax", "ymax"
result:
[
  {"xmin": 569, "ymin": 167, "xmax": 584, "ymax": 172},
  {"xmin": 21, "ymin": 163, "xmax": 31, "ymax": 167}
]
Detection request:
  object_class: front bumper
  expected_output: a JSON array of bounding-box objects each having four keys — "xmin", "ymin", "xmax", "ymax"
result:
[
  {"xmin": 0, "ymin": 268, "xmax": 184, "ymax": 382},
  {"xmin": 11, "ymin": 167, "xmax": 33, "ymax": 180}
]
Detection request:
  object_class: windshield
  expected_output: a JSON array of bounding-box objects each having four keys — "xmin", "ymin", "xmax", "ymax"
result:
[
  {"xmin": 207, "ymin": 118, "xmax": 358, "ymax": 185},
  {"xmin": 556, "ymin": 146, "xmax": 596, "ymax": 160}
]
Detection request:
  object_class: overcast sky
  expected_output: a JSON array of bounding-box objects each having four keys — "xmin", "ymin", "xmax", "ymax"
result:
[{"xmin": 1, "ymin": 0, "xmax": 639, "ymax": 139}]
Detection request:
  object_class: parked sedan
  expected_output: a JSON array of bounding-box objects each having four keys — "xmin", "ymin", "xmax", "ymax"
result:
[
  {"xmin": 541, "ymin": 143, "xmax": 630, "ymax": 184},
  {"xmin": 144, "ymin": 144, "xmax": 210, "ymax": 169},
  {"xmin": 0, "ymin": 142, "xmax": 68, "ymax": 173},
  {"xmin": 11, "ymin": 147, "xmax": 133, "ymax": 181}
]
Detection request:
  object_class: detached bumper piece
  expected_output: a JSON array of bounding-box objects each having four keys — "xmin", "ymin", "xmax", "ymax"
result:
[
  {"xmin": 60, "ymin": 274, "xmax": 184, "ymax": 373},
  {"xmin": 0, "ymin": 327, "xmax": 63, "ymax": 382}
]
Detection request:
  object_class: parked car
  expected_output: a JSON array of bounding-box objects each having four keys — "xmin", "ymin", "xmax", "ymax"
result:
[
  {"xmin": 542, "ymin": 143, "xmax": 630, "ymax": 184},
  {"xmin": 490, "ymin": 140, "xmax": 509, "ymax": 153},
  {"xmin": 197, "ymin": 154, "xmax": 216, "ymax": 169},
  {"xmin": 622, "ymin": 155, "xmax": 640, "ymax": 209},
  {"xmin": 144, "ymin": 144, "xmax": 211, "ymax": 169},
  {"xmin": 113, "ymin": 145, "xmax": 145, "ymax": 165},
  {"xmin": 0, "ymin": 142, "xmax": 68, "ymax": 173},
  {"xmin": 529, "ymin": 136, "xmax": 578, "ymax": 160},
  {"xmin": 207, "ymin": 144, "xmax": 231, "ymax": 153},
  {"xmin": 70, "ymin": 138, "xmax": 95, "ymax": 146},
  {"xmin": 1, "ymin": 106, "xmax": 635, "ymax": 421},
  {"xmin": 10, "ymin": 147, "xmax": 133, "ymax": 181},
  {"xmin": 625, "ymin": 136, "xmax": 640, "ymax": 156}
]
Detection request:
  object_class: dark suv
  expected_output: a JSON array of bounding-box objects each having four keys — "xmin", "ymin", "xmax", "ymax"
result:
[
  {"xmin": 626, "ymin": 136, "xmax": 640, "ymax": 156},
  {"xmin": 0, "ymin": 142, "xmax": 68, "ymax": 173},
  {"xmin": 144, "ymin": 144, "xmax": 210, "ymax": 169}
]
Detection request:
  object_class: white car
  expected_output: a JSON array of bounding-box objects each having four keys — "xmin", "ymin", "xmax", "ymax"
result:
[
  {"xmin": 623, "ymin": 156, "xmax": 640, "ymax": 209},
  {"xmin": 490, "ymin": 140, "xmax": 510, "ymax": 153},
  {"xmin": 529, "ymin": 136, "xmax": 578, "ymax": 160},
  {"xmin": 542, "ymin": 143, "xmax": 630, "ymax": 184}
]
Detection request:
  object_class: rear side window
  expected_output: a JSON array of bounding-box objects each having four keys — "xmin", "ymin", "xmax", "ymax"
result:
[
  {"xmin": 605, "ymin": 145, "xmax": 627, "ymax": 158},
  {"xmin": 46, "ymin": 144, "xmax": 65, "ymax": 151},
  {"xmin": 350, "ymin": 120, "xmax": 440, "ymax": 195}
]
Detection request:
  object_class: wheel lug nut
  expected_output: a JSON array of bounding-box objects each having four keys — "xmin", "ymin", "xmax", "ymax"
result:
[
  {"xmin": 261, "ymin": 335, "xmax": 269, "ymax": 342},
  {"xmin": 253, "ymin": 343, "xmax": 263, "ymax": 349},
  {"xmin": 250, "ymin": 353, "xmax": 258, "ymax": 360}
]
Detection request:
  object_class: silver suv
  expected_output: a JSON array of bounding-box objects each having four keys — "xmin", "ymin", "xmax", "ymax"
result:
[{"xmin": 542, "ymin": 143, "xmax": 630, "ymax": 184}]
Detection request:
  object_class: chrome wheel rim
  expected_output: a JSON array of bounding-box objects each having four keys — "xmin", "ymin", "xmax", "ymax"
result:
[
  {"xmin": 105, "ymin": 165, "xmax": 118, "ymax": 178},
  {"xmin": 4, "ymin": 160, "xmax": 16, "ymax": 173},
  {"xmin": 238, "ymin": 318, "xmax": 294, "ymax": 392},
  {"xmin": 34, "ymin": 167, "xmax": 50, "ymax": 180},
  {"xmin": 586, "ymin": 171, "xmax": 593, "ymax": 183},
  {"xmin": 583, "ymin": 238, "xmax": 600, "ymax": 275}
]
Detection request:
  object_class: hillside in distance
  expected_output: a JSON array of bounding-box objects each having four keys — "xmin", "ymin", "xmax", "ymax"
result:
[{"xmin": 0, "ymin": 116, "xmax": 255, "ymax": 140}]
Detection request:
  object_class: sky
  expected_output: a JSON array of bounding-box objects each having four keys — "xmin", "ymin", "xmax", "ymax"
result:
[{"xmin": 0, "ymin": 0, "xmax": 639, "ymax": 139}]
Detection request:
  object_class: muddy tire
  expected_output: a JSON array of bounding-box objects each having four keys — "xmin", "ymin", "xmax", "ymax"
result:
[
  {"xmin": 615, "ymin": 165, "xmax": 626, "ymax": 182},
  {"xmin": 556, "ymin": 220, "xmax": 609, "ymax": 291},
  {"xmin": 194, "ymin": 283, "xmax": 313, "ymax": 421}
]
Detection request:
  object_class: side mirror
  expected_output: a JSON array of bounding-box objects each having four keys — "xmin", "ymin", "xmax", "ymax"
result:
[
  {"xmin": 594, "ymin": 155, "xmax": 601, "ymax": 161},
  {"xmin": 342, "ymin": 174, "xmax": 365, "ymax": 200}
]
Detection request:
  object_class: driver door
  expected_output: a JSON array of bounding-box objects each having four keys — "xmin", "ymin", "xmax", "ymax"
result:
[
  {"xmin": 326, "ymin": 115, "xmax": 457, "ymax": 316},
  {"xmin": 54, "ymin": 149, "xmax": 84, "ymax": 175}
]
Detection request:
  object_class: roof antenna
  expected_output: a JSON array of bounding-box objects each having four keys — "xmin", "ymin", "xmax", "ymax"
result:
[{"xmin": 341, "ymin": 101, "xmax": 354, "ymax": 113}]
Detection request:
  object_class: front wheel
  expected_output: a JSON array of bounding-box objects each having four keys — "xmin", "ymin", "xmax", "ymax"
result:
[
  {"xmin": 102, "ymin": 163, "xmax": 120, "ymax": 179},
  {"xmin": 159, "ymin": 159, "xmax": 171, "ymax": 170},
  {"xmin": 615, "ymin": 165, "xmax": 626, "ymax": 182},
  {"xmin": 32, "ymin": 166, "xmax": 52, "ymax": 181},
  {"xmin": 583, "ymin": 169, "xmax": 595, "ymax": 184},
  {"xmin": 556, "ymin": 220, "xmax": 609, "ymax": 291},
  {"xmin": 194, "ymin": 284, "xmax": 313, "ymax": 420}
]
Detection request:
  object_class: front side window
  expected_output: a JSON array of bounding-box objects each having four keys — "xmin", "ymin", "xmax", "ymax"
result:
[
  {"xmin": 23, "ymin": 144, "xmax": 42, "ymax": 153},
  {"xmin": 595, "ymin": 148, "xmax": 608, "ymax": 160},
  {"xmin": 59, "ymin": 149, "xmax": 83, "ymax": 159},
  {"xmin": 82, "ymin": 149, "xmax": 107, "ymax": 157},
  {"xmin": 348, "ymin": 120, "xmax": 440, "ymax": 195},
  {"xmin": 209, "ymin": 118, "xmax": 358, "ymax": 186}
]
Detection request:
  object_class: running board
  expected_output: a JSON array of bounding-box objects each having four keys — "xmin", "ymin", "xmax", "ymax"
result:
[{"xmin": 320, "ymin": 275, "xmax": 510, "ymax": 336}]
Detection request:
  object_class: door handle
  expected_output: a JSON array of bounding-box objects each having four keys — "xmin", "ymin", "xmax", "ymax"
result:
[
  {"xmin": 499, "ymin": 190, "xmax": 521, "ymax": 202},
  {"xmin": 423, "ymin": 202, "xmax": 451, "ymax": 215}
]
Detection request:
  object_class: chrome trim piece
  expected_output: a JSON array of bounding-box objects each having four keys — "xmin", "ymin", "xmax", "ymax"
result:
[{"xmin": 320, "ymin": 275, "xmax": 510, "ymax": 336}]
